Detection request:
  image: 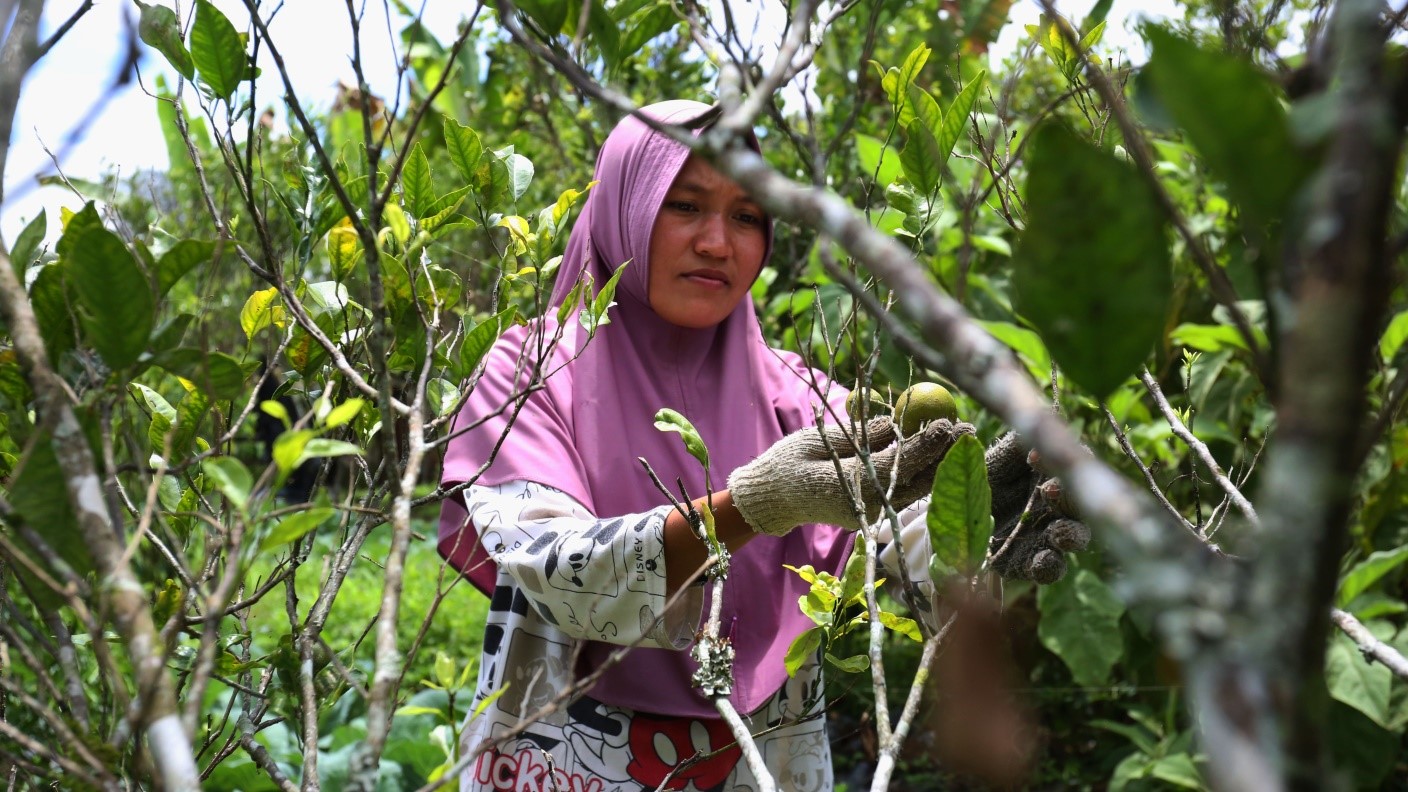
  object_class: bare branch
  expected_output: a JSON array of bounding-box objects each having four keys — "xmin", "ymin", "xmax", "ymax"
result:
[
  {"xmin": 1330, "ymin": 608, "xmax": 1408, "ymax": 679},
  {"xmin": 1138, "ymin": 369, "xmax": 1259, "ymax": 529}
]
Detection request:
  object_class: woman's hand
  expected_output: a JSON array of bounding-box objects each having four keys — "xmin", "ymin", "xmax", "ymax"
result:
[
  {"xmin": 727, "ymin": 417, "xmax": 974, "ymax": 536},
  {"xmin": 986, "ymin": 432, "xmax": 1091, "ymax": 584}
]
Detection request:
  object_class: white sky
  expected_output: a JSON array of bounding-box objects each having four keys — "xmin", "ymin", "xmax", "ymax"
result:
[{"xmin": 2, "ymin": 0, "xmax": 1177, "ymax": 245}]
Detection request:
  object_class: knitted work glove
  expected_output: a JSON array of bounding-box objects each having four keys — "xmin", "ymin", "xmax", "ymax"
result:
[
  {"xmin": 729, "ymin": 417, "xmax": 974, "ymax": 536},
  {"xmin": 986, "ymin": 432, "xmax": 1091, "ymax": 584}
]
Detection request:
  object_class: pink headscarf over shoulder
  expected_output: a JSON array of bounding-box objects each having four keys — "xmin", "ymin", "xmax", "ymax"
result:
[{"xmin": 438, "ymin": 100, "xmax": 851, "ymax": 718}]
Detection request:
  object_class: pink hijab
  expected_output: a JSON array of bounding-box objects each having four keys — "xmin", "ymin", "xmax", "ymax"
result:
[{"xmin": 438, "ymin": 100, "xmax": 851, "ymax": 718}]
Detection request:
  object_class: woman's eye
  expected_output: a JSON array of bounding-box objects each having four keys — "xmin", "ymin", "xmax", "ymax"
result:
[
  {"xmin": 735, "ymin": 211, "xmax": 763, "ymax": 226},
  {"xmin": 666, "ymin": 200, "xmax": 696, "ymax": 212}
]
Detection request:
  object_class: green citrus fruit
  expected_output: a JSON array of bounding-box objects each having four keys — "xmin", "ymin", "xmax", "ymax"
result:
[
  {"xmin": 895, "ymin": 382, "xmax": 958, "ymax": 434},
  {"xmin": 845, "ymin": 388, "xmax": 891, "ymax": 421}
]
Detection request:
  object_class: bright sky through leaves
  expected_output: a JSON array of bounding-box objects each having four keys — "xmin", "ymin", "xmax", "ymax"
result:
[{"xmin": 2, "ymin": 0, "xmax": 1174, "ymax": 246}]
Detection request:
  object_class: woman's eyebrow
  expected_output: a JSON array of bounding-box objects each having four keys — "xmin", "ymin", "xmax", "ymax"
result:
[
  {"xmin": 668, "ymin": 180, "xmax": 760, "ymax": 205},
  {"xmin": 667, "ymin": 180, "xmax": 709, "ymax": 194}
]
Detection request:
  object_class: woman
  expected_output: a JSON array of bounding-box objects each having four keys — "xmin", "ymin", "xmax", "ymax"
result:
[{"xmin": 437, "ymin": 101, "xmax": 1073, "ymax": 791}]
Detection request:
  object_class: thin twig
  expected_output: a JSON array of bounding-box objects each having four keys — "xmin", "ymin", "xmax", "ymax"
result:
[
  {"xmin": 1101, "ymin": 404, "xmax": 1202, "ymax": 539},
  {"xmin": 1139, "ymin": 368, "xmax": 1259, "ymax": 528}
]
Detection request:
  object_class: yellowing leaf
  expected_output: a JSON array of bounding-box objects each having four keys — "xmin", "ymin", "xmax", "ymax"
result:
[
  {"xmin": 327, "ymin": 221, "xmax": 361, "ymax": 281},
  {"xmin": 240, "ymin": 287, "xmax": 284, "ymax": 340}
]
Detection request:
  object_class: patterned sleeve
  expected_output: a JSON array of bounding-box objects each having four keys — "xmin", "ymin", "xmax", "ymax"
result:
[{"xmin": 464, "ymin": 480, "xmax": 704, "ymax": 649}]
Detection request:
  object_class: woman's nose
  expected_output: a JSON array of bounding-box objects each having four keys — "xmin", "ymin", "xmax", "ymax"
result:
[{"xmin": 693, "ymin": 212, "xmax": 731, "ymax": 258}]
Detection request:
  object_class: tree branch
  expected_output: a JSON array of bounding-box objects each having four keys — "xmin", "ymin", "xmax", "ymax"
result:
[
  {"xmin": 1331, "ymin": 608, "xmax": 1408, "ymax": 679},
  {"xmin": 1139, "ymin": 368, "xmax": 1260, "ymax": 529}
]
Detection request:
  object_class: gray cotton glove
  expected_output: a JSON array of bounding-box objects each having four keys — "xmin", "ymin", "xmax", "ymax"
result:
[
  {"xmin": 728, "ymin": 417, "xmax": 974, "ymax": 537},
  {"xmin": 986, "ymin": 432, "xmax": 1091, "ymax": 584}
]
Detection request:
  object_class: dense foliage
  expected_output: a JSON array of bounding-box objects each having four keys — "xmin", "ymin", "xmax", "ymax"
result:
[{"xmin": 0, "ymin": 0, "xmax": 1406, "ymax": 789}]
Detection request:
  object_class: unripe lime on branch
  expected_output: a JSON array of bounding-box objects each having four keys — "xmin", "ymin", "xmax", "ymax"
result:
[
  {"xmin": 894, "ymin": 382, "xmax": 958, "ymax": 434},
  {"xmin": 845, "ymin": 388, "xmax": 891, "ymax": 421}
]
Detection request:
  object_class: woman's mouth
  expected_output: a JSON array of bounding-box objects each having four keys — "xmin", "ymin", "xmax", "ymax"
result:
[{"xmin": 682, "ymin": 269, "xmax": 730, "ymax": 289}]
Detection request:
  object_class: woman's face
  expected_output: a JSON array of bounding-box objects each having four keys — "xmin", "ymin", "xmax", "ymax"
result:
[{"xmin": 647, "ymin": 155, "xmax": 767, "ymax": 329}]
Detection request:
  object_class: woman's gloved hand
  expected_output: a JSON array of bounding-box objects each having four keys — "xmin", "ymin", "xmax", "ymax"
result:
[
  {"xmin": 986, "ymin": 432, "xmax": 1091, "ymax": 584},
  {"xmin": 728, "ymin": 417, "xmax": 974, "ymax": 536}
]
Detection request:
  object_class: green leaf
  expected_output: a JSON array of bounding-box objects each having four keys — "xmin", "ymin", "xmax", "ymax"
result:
[
  {"xmin": 472, "ymin": 154, "xmax": 512, "ymax": 211},
  {"xmin": 395, "ymin": 705, "xmax": 445, "ymax": 718},
  {"xmin": 1091, "ymin": 719, "xmax": 1160, "ymax": 757},
  {"xmin": 157, "ymin": 240, "xmax": 215, "ymax": 297},
  {"xmin": 434, "ymin": 651, "xmax": 457, "ymax": 690},
  {"xmin": 1379, "ymin": 310, "xmax": 1408, "ymax": 364},
  {"xmin": 618, "ymin": 3, "xmax": 677, "ymax": 57},
  {"xmin": 424, "ymin": 188, "xmax": 473, "ymax": 237},
  {"xmin": 30, "ymin": 264, "xmax": 75, "ymax": 361},
  {"xmin": 516, "ymin": 0, "xmax": 568, "ymax": 34},
  {"xmin": 62, "ymin": 204, "xmax": 154, "ymax": 370},
  {"xmin": 501, "ymin": 150, "xmax": 534, "ymax": 202},
  {"xmin": 926, "ymin": 434, "xmax": 993, "ymax": 577},
  {"xmin": 976, "ymin": 320, "xmax": 1052, "ymax": 381},
  {"xmin": 297, "ymin": 439, "xmax": 361, "ymax": 468},
  {"xmin": 1144, "ymin": 28, "xmax": 1309, "ymax": 226},
  {"xmin": 825, "ymin": 653, "xmax": 870, "ymax": 673},
  {"xmin": 323, "ymin": 398, "xmax": 365, "ymax": 429},
  {"xmin": 881, "ymin": 44, "xmax": 930, "ymax": 126},
  {"xmin": 899, "ymin": 121, "xmax": 943, "ymax": 195},
  {"xmin": 1078, "ymin": 20, "xmax": 1107, "ymax": 54},
  {"xmin": 1337, "ymin": 546, "xmax": 1408, "ymax": 607},
  {"xmin": 838, "ymin": 535, "xmax": 868, "ymax": 607},
  {"xmin": 11, "ymin": 438, "xmax": 88, "ymax": 607},
  {"xmin": 473, "ymin": 684, "xmax": 510, "ymax": 718},
  {"xmin": 583, "ymin": 260, "xmax": 629, "ymax": 331},
  {"xmin": 783, "ymin": 627, "xmax": 823, "ymax": 678},
  {"xmin": 259, "ymin": 507, "xmax": 335, "ymax": 552},
  {"xmin": 442, "ymin": 116, "xmax": 482, "ymax": 183},
  {"xmin": 10, "ymin": 210, "xmax": 46, "ymax": 277},
  {"xmin": 155, "ymin": 349, "xmax": 256, "ymax": 401},
  {"xmin": 203, "ymin": 457, "xmax": 252, "ymax": 510},
  {"xmin": 1014, "ymin": 123, "xmax": 1171, "ymax": 399},
  {"xmin": 1147, "ymin": 754, "xmax": 1204, "ymax": 789},
  {"xmin": 784, "ymin": 563, "xmax": 823, "ymax": 587},
  {"xmin": 1327, "ymin": 631, "xmax": 1395, "ymax": 729},
  {"xmin": 1083, "ymin": 0, "xmax": 1114, "ymax": 28},
  {"xmin": 131, "ymin": 383, "xmax": 178, "ymax": 424},
  {"xmin": 309, "ymin": 434, "xmax": 357, "ymax": 458},
  {"xmin": 1344, "ymin": 591, "xmax": 1408, "ymax": 621},
  {"xmin": 190, "ymin": 0, "xmax": 247, "ymax": 102},
  {"xmin": 1170, "ymin": 322, "xmax": 1253, "ymax": 354},
  {"xmin": 273, "ymin": 430, "xmax": 314, "ymax": 475},
  {"xmin": 136, "ymin": 0, "xmax": 195, "ymax": 80},
  {"xmin": 170, "ymin": 388, "xmax": 209, "ymax": 459},
  {"xmin": 240, "ymin": 288, "xmax": 284, "ymax": 340},
  {"xmin": 459, "ymin": 306, "xmax": 517, "ymax": 375},
  {"xmin": 799, "ymin": 586, "xmax": 836, "ymax": 627},
  {"xmin": 877, "ymin": 611, "xmax": 922, "ymax": 642},
  {"xmin": 1037, "ymin": 567, "xmax": 1125, "ymax": 687},
  {"xmin": 401, "ymin": 143, "xmax": 434, "ymax": 219},
  {"xmin": 907, "ymin": 84, "xmax": 943, "ymax": 140},
  {"xmin": 935, "ymin": 70, "xmax": 986, "ymax": 173},
  {"xmin": 132, "ymin": 383, "xmax": 179, "ymax": 451},
  {"xmin": 856, "ymin": 134, "xmax": 902, "ymax": 187},
  {"xmin": 556, "ymin": 278, "xmax": 586, "ymax": 325},
  {"xmin": 261, "ymin": 399, "xmax": 291, "ymax": 429},
  {"xmin": 584, "ymin": 3, "xmax": 620, "ymax": 69},
  {"xmin": 326, "ymin": 224, "xmax": 361, "ymax": 281},
  {"xmin": 653, "ymin": 408, "xmax": 710, "ymax": 469}
]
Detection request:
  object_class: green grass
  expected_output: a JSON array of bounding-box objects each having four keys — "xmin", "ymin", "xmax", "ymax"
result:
[{"xmin": 243, "ymin": 515, "xmax": 489, "ymax": 691}]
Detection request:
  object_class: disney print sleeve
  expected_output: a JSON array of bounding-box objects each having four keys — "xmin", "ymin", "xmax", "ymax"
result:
[{"xmin": 464, "ymin": 480, "xmax": 704, "ymax": 649}]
